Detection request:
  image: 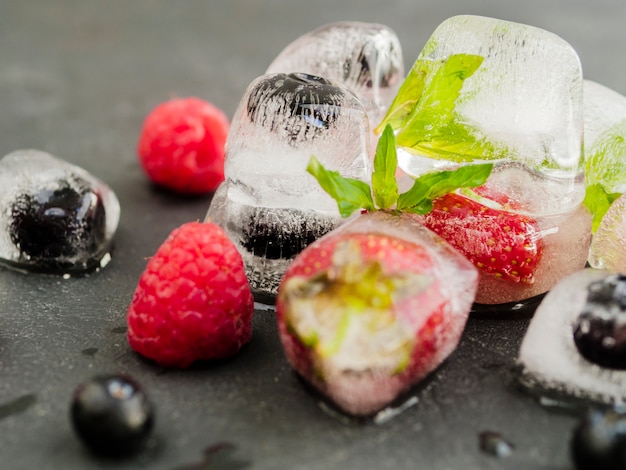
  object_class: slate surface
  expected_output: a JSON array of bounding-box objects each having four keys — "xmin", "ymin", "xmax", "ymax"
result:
[{"xmin": 0, "ymin": 1, "xmax": 624, "ymax": 469}]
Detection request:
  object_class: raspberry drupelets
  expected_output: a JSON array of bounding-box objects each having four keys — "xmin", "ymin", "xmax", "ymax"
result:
[
  {"xmin": 127, "ymin": 222, "xmax": 254, "ymax": 367},
  {"xmin": 137, "ymin": 98, "xmax": 229, "ymax": 194}
]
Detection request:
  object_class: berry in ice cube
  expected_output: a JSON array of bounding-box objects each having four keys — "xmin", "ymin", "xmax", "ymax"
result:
[{"xmin": 0, "ymin": 149, "xmax": 120, "ymax": 274}]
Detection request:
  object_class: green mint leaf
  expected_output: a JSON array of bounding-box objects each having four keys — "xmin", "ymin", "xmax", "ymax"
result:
[
  {"xmin": 396, "ymin": 163, "xmax": 493, "ymax": 214},
  {"xmin": 371, "ymin": 124, "xmax": 399, "ymax": 210},
  {"xmin": 375, "ymin": 59, "xmax": 435, "ymax": 133},
  {"xmin": 378, "ymin": 53, "xmax": 504, "ymax": 163},
  {"xmin": 306, "ymin": 156, "xmax": 374, "ymax": 218},
  {"xmin": 584, "ymin": 118, "xmax": 626, "ymax": 191},
  {"xmin": 584, "ymin": 183, "xmax": 621, "ymax": 233}
]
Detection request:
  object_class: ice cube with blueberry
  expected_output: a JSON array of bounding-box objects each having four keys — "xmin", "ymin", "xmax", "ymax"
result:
[
  {"xmin": 377, "ymin": 15, "xmax": 591, "ymax": 306},
  {"xmin": 0, "ymin": 149, "xmax": 120, "ymax": 274},
  {"xmin": 518, "ymin": 269, "xmax": 626, "ymax": 404},
  {"xmin": 206, "ymin": 73, "xmax": 372, "ymax": 303},
  {"xmin": 266, "ymin": 21, "xmax": 404, "ymax": 127}
]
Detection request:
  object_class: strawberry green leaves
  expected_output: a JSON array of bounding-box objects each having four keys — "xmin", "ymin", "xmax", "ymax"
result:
[
  {"xmin": 375, "ymin": 53, "xmax": 504, "ymax": 163},
  {"xmin": 308, "ymin": 124, "xmax": 493, "ymax": 218}
]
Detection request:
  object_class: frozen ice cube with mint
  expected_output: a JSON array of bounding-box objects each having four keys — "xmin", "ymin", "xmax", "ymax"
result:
[
  {"xmin": 376, "ymin": 15, "xmax": 590, "ymax": 306},
  {"xmin": 266, "ymin": 22, "xmax": 404, "ymax": 127}
]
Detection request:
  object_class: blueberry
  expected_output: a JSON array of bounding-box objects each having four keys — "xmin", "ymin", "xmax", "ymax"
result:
[
  {"xmin": 573, "ymin": 274, "xmax": 626, "ymax": 369},
  {"xmin": 70, "ymin": 374, "xmax": 154, "ymax": 456},
  {"xmin": 241, "ymin": 208, "xmax": 336, "ymax": 260},
  {"xmin": 9, "ymin": 178, "xmax": 107, "ymax": 270},
  {"xmin": 572, "ymin": 406, "xmax": 626, "ymax": 470},
  {"xmin": 246, "ymin": 73, "xmax": 344, "ymax": 140}
]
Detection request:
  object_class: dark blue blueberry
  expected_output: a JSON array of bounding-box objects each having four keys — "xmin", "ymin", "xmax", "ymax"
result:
[
  {"xmin": 246, "ymin": 73, "xmax": 344, "ymax": 140},
  {"xmin": 573, "ymin": 274, "xmax": 626, "ymax": 369},
  {"xmin": 572, "ymin": 406, "xmax": 626, "ymax": 470},
  {"xmin": 71, "ymin": 375, "xmax": 154, "ymax": 456},
  {"xmin": 9, "ymin": 178, "xmax": 106, "ymax": 271}
]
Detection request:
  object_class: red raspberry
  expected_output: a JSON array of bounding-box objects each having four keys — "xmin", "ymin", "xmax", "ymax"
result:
[
  {"xmin": 127, "ymin": 222, "xmax": 253, "ymax": 367},
  {"xmin": 137, "ymin": 97, "xmax": 229, "ymax": 194}
]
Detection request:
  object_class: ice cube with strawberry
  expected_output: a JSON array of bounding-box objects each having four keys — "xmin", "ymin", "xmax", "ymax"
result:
[{"xmin": 276, "ymin": 126, "xmax": 482, "ymax": 416}]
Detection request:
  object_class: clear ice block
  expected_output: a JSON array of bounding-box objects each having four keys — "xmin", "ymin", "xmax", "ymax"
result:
[
  {"xmin": 206, "ymin": 73, "xmax": 372, "ymax": 303},
  {"xmin": 583, "ymin": 80, "xmax": 626, "ymax": 261},
  {"xmin": 0, "ymin": 149, "xmax": 120, "ymax": 274},
  {"xmin": 378, "ymin": 15, "xmax": 590, "ymax": 306},
  {"xmin": 518, "ymin": 269, "xmax": 626, "ymax": 404},
  {"xmin": 266, "ymin": 21, "xmax": 404, "ymax": 127},
  {"xmin": 276, "ymin": 210, "xmax": 479, "ymax": 416}
]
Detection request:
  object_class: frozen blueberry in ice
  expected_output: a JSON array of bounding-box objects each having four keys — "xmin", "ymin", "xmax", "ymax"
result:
[
  {"xmin": 71, "ymin": 374, "xmax": 154, "ymax": 456},
  {"xmin": 0, "ymin": 149, "xmax": 120, "ymax": 274},
  {"xmin": 572, "ymin": 406, "xmax": 626, "ymax": 470},
  {"xmin": 246, "ymin": 73, "xmax": 342, "ymax": 140},
  {"xmin": 240, "ymin": 208, "xmax": 336, "ymax": 260},
  {"xmin": 573, "ymin": 274, "xmax": 626, "ymax": 369},
  {"xmin": 10, "ymin": 179, "xmax": 106, "ymax": 265}
]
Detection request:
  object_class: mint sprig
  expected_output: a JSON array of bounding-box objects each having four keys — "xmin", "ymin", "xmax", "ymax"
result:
[
  {"xmin": 375, "ymin": 53, "xmax": 504, "ymax": 163},
  {"xmin": 307, "ymin": 124, "xmax": 493, "ymax": 218}
]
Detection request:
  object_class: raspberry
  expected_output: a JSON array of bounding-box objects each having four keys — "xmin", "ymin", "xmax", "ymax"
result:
[
  {"xmin": 137, "ymin": 97, "xmax": 229, "ymax": 194},
  {"xmin": 127, "ymin": 222, "xmax": 253, "ymax": 367}
]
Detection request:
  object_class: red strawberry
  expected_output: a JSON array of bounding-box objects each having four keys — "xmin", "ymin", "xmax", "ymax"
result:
[
  {"xmin": 137, "ymin": 97, "xmax": 229, "ymax": 194},
  {"xmin": 127, "ymin": 222, "xmax": 253, "ymax": 368},
  {"xmin": 276, "ymin": 211, "xmax": 478, "ymax": 416},
  {"xmin": 419, "ymin": 189, "xmax": 543, "ymax": 284}
]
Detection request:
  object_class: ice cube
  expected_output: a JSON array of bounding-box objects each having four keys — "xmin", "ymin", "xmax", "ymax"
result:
[
  {"xmin": 276, "ymin": 210, "xmax": 479, "ymax": 416},
  {"xmin": 206, "ymin": 73, "xmax": 372, "ymax": 303},
  {"xmin": 266, "ymin": 21, "xmax": 404, "ymax": 127},
  {"xmin": 584, "ymin": 80, "xmax": 626, "ymax": 151},
  {"xmin": 378, "ymin": 15, "xmax": 590, "ymax": 307},
  {"xmin": 589, "ymin": 193, "xmax": 626, "ymax": 271},
  {"xmin": 518, "ymin": 269, "xmax": 626, "ymax": 404},
  {"xmin": 582, "ymin": 80, "xmax": 626, "ymax": 240},
  {"xmin": 0, "ymin": 149, "xmax": 120, "ymax": 274},
  {"xmin": 386, "ymin": 15, "xmax": 583, "ymax": 180}
]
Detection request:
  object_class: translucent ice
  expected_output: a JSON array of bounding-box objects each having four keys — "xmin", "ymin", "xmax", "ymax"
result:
[
  {"xmin": 383, "ymin": 15, "xmax": 584, "ymax": 179},
  {"xmin": 377, "ymin": 15, "xmax": 590, "ymax": 306},
  {"xmin": 206, "ymin": 73, "xmax": 372, "ymax": 303},
  {"xmin": 589, "ymin": 193, "xmax": 626, "ymax": 271},
  {"xmin": 0, "ymin": 149, "xmax": 120, "ymax": 274},
  {"xmin": 582, "ymin": 80, "xmax": 626, "ymax": 245},
  {"xmin": 518, "ymin": 269, "xmax": 626, "ymax": 404},
  {"xmin": 266, "ymin": 21, "xmax": 404, "ymax": 127}
]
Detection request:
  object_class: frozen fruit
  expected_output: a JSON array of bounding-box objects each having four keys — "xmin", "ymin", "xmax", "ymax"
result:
[
  {"xmin": 127, "ymin": 222, "xmax": 253, "ymax": 368},
  {"xmin": 71, "ymin": 374, "xmax": 154, "ymax": 456},
  {"xmin": 418, "ymin": 188, "xmax": 543, "ymax": 284},
  {"xmin": 275, "ymin": 126, "xmax": 481, "ymax": 416},
  {"xmin": 573, "ymin": 274, "xmax": 626, "ymax": 369},
  {"xmin": 137, "ymin": 97, "xmax": 229, "ymax": 194},
  {"xmin": 11, "ymin": 180, "xmax": 106, "ymax": 267},
  {"xmin": 572, "ymin": 406, "xmax": 626, "ymax": 470},
  {"xmin": 0, "ymin": 149, "xmax": 120, "ymax": 274}
]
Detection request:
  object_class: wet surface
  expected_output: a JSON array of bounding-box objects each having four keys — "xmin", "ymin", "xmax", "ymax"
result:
[{"xmin": 0, "ymin": 1, "xmax": 625, "ymax": 469}]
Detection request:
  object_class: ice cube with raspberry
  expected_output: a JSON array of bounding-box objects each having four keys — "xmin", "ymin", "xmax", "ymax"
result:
[
  {"xmin": 0, "ymin": 149, "xmax": 120, "ymax": 274},
  {"xmin": 276, "ymin": 126, "xmax": 482, "ymax": 416}
]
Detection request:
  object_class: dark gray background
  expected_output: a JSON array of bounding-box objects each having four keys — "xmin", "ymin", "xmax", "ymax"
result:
[{"xmin": 0, "ymin": 1, "xmax": 624, "ymax": 469}]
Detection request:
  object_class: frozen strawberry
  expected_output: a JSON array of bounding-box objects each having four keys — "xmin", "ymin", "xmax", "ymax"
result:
[
  {"xmin": 137, "ymin": 97, "xmax": 229, "ymax": 194},
  {"xmin": 127, "ymin": 222, "xmax": 253, "ymax": 367},
  {"xmin": 419, "ymin": 190, "xmax": 543, "ymax": 284},
  {"xmin": 275, "ymin": 125, "xmax": 483, "ymax": 416}
]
